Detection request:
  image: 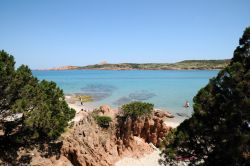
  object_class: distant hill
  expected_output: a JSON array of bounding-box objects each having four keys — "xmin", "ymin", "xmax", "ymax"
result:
[
  {"xmin": 80, "ymin": 59, "xmax": 230, "ymax": 70},
  {"xmin": 42, "ymin": 59, "xmax": 230, "ymax": 71}
]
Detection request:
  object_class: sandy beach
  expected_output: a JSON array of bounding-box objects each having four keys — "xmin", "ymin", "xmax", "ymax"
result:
[
  {"xmin": 66, "ymin": 95, "xmax": 183, "ymax": 127},
  {"xmin": 116, "ymin": 150, "xmax": 161, "ymax": 166},
  {"xmin": 65, "ymin": 95, "xmax": 96, "ymax": 122},
  {"xmin": 164, "ymin": 115, "xmax": 185, "ymax": 128}
]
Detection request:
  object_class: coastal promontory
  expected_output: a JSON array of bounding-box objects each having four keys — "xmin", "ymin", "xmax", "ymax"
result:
[{"xmin": 41, "ymin": 60, "xmax": 230, "ymax": 71}]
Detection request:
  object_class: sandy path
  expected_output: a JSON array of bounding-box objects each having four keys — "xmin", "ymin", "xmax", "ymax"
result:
[
  {"xmin": 164, "ymin": 116, "xmax": 184, "ymax": 128},
  {"xmin": 65, "ymin": 95, "xmax": 96, "ymax": 122},
  {"xmin": 115, "ymin": 150, "xmax": 161, "ymax": 166}
]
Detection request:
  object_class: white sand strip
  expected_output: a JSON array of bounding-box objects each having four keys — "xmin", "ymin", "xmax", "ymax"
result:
[
  {"xmin": 164, "ymin": 115, "xmax": 187, "ymax": 128},
  {"xmin": 164, "ymin": 121, "xmax": 180, "ymax": 128},
  {"xmin": 116, "ymin": 150, "xmax": 161, "ymax": 166}
]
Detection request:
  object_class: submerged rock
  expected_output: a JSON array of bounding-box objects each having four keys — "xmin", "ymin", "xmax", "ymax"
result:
[
  {"xmin": 113, "ymin": 90, "xmax": 156, "ymax": 106},
  {"xmin": 128, "ymin": 90, "xmax": 156, "ymax": 101},
  {"xmin": 81, "ymin": 84, "xmax": 117, "ymax": 101},
  {"xmin": 113, "ymin": 97, "xmax": 132, "ymax": 106},
  {"xmin": 176, "ymin": 113, "xmax": 190, "ymax": 118}
]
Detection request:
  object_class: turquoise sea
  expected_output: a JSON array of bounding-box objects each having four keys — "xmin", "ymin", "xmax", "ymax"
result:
[{"xmin": 33, "ymin": 70, "xmax": 218, "ymax": 116}]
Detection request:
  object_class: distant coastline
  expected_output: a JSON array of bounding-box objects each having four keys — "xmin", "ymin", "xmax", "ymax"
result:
[{"xmin": 36, "ymin": 59, "xmax": 230, "ymax": 71}]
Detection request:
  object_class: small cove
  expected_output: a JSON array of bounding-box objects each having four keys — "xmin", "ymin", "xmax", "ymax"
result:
[{"xmin": 33, "ymin": 70, "xmax": 218, "ymax": 117}]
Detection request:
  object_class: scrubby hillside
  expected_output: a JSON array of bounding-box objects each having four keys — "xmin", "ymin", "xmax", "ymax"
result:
[
  {"xmin": 43, "ymin": 59, "xmax": 230, "ymax": 71},
  {"xmin": 80, "ymin": 60, "xmax": 230, "ymax": 70}
]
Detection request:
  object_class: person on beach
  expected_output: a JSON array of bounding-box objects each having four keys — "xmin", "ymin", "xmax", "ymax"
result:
[{"xmin": 79, "ymin": 97, "xmax": 83, "ymax": 105}]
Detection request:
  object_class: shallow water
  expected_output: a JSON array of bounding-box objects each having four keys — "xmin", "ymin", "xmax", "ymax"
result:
[{"xmin": 33, "ymin": 70, "xmax": 218, "ymax": 116}]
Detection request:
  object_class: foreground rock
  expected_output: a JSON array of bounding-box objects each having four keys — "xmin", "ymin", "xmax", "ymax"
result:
[
  {"xmin": 60, "ymin": 106, "xmax": 172, "ymax": 165},
  {"xmin": 61, "ymin": 114, "xmax": 153, "ymax": 166},
  {"xmin": 1, "ymin": 105, "xmax": 173, "ymax": 166},
  {"xmin": 117, "ymin": 109, "xmax": 172, "ymax": 147}
]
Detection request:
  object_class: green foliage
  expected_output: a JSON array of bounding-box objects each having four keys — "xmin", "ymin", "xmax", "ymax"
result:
[
  {"xmin": 160, "ymin": 27, "xmax": 250, "ymax": 165},
  {"xmin": 0, "ymin": 50, "xmax": 75, "ymax": 141},
  {"xmin": 121, "ymin": 101, "xmax": 154, "ymax": 118},
  {"xmin": 0, "ymin": 50, "xmax": 15, "ymax": 113},
  {"xmin": 94, "ymin": 115, "xmax": 112, "ymax": 128}
]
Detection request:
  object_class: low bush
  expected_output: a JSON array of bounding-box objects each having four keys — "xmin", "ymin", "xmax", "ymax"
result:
[
  {"xmin": 95, "ymin": 115, "xmax": 112, "ymax": 128},
  {"xmin": 121, "ymin": 101, "xmax": 154, "ymax": 118}
]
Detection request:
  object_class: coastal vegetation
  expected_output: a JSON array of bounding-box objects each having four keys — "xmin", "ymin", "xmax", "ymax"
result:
[
  {"xmin": 95, "ymin": 115, "xmax": 112, "ymax": 128},
  {"xmin": 45, "ymin": 59, "xmax": 230, "ymax": 71},
  {"xmin": 81, "ymin": 60, "xmax": 229, "ymax": 70},
  {"xmin": 0, "ymin": 50, "xmax": 75, "ymax": 141},
  {"xmin": 121, "ymin": 101, "xmax": 154, "ymax": 118},
  {"xmin": 160, "ymin": 28, "xmax": 250, "ymax": 165}
]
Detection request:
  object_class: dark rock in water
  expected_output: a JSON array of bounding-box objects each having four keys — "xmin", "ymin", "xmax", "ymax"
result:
[
  {"xmin": 128, "ymin": 90, "xmax": 156, "ymax": 101},
  {"xmin": 176, "ymin": 113, "xmax": 190, "ymax": 118},
  {"xmin": 80, "ymin": 84, "xmax": 117, "ymax": 101},
  {"xmin": 113, "ymin": 90, "xmax": 156, "ymax": 106},
  {"xmin": 83, "ymin": 92, "xmax": 111, "ymax": 101},
  {"xmin": 113, "ymin": 97, "xmax": 132, "ymax": 106},
  {"xmin": 81, "ymin": 84, "xmax": 117, "ymax": 92}
]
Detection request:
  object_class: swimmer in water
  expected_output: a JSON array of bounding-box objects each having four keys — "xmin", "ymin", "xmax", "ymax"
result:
[{"xmin": 184, "ymin": 101, "xmax": 190, "ymax": 108}]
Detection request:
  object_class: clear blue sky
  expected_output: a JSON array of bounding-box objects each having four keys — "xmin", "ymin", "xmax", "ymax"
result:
[{"xmin": 0, "ymin": 0, "xmax": 249, "ymax": 69}]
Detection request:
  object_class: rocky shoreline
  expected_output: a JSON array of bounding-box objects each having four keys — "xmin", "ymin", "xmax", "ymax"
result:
[
  {"xmin": 59, "ymin": 104, "xmax": 175, "ymax": 166},
  {"xmin": 3, "ymin": 96, "xmax": 180, "ymax": 166},
  {"xmin": 22, "ymin": 100, "xmax": 177, "ymax": 166}
]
